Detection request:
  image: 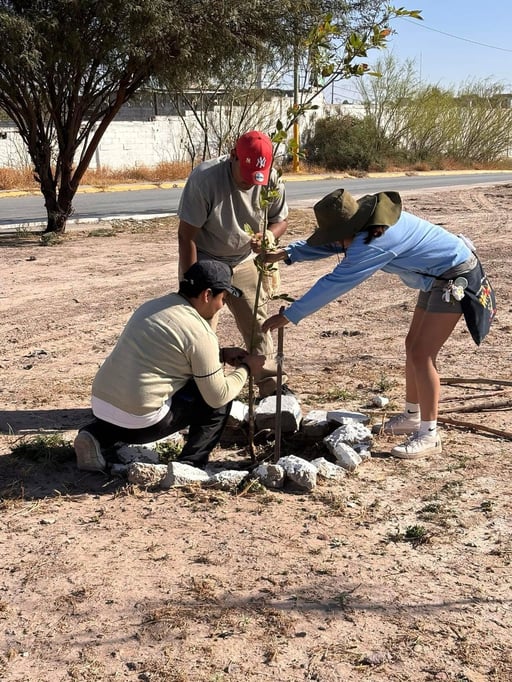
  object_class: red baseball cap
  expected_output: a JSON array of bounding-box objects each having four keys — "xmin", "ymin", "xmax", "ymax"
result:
[{"xmin": 235, "ymin": 131, "xmax": 273, "ymax": 186}]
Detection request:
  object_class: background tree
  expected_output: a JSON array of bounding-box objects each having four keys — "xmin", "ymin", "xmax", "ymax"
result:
[
  {"xmin": 166, "ymin": 58, "xmax": 289, "ymax": 167},
  {"xmin": 0, "ymin": 1, "xmax": 420, "ymax": 233},
  {"xmin": 357, "ymin": 52, "xmax": 420, "ymax": 152},
  {"xmin": 356, "ymin": 55, "xmax": 512, "ymax": 166},
  {"xmin": 0, "ymin": 0, "xmax": 287, "ymax": 232},
  {"xmin": 445, "ymin": 80, "xmax": 512, "ymax": 163}
]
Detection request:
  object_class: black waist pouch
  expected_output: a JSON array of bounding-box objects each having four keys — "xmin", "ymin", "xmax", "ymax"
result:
[{"xmin": 460, "ymin": 260, "xmax": 497, "ymax": 345}]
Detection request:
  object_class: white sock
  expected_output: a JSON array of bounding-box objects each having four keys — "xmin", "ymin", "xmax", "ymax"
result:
[
  {"xmin": 419, "ymin": 420, "xmax": 437, "ymax": 438},
  {"xmin": 405, "ymin": 402, "xmax": 420, "ymax": 418}
]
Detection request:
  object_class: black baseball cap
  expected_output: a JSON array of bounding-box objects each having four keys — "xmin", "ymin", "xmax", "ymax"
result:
[{"xmin": 180, "ymin": 260, "xmax": 243, "ymax": 297}]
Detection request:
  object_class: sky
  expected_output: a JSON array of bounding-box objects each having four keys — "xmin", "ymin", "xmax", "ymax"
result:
[{"xmin": 333, "ymin": 0, "xmax": 512, "ymax": 102}]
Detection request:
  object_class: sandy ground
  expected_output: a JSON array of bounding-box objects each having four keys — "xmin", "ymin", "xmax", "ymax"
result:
[{"xmin": 0, "ymin": 182, "xmax": 511, "ymax": 682}]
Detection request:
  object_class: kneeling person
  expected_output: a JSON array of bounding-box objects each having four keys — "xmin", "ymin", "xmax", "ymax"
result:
[{"xmin": 74, "ymin": 261, "xmax": 264, "ymax": 472}]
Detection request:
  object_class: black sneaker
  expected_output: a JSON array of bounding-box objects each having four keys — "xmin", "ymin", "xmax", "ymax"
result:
[
  {"xmin": 257, "ymin": 384, "xmax": 297, "ymax": 403},
  {"xmin": 273, "ymin": 384, "xmax": 296, "ymax": 397}
]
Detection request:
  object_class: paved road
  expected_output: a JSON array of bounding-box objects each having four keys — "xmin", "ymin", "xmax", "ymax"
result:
[{"xmin": 1, "ymin": 171, "xmax": 512, "ymax": 230}]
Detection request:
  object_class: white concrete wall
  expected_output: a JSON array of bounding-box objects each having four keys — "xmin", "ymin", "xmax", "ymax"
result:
[
  {"xmin": 90, "ymin": 118, "xmax": 189, "ymax": 169},
  {"xmin": 0, "ymin": 100, "xmax": 365, "ymax": 170},
  {"xmin": 0, "ymin": 124, "xmax": 31, "ymax": 168}
]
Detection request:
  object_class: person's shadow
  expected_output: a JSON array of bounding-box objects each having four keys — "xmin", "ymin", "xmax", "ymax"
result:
[
  {"xmin": 0, "ymin": 407, "xmax": 92, "ymax": 434},
  {"xmin": 0, "ymin": 407, "xmax": 125, "ymax": 499}
]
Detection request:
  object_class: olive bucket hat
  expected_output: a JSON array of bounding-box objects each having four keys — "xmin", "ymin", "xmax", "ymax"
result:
[{"xmin": 307, "ymin": 188, "xmax": 402, "ymax": 246}]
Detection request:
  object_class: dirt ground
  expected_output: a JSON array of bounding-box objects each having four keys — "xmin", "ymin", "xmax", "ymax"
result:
[{"xmin": 1, "ymin": 182, "xmax": 511, "ymax": 682}]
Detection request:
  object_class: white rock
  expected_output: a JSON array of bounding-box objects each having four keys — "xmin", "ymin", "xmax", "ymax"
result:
[
  {"xmin": 327, "ymin": 410, "xmax": 370, "ymax": 426},
  {"xmin": 252, "ymin": 463, "xmax": 286, "ymax": 489},
  {"xmin": 301, "ymin": 410, "xmax": 331, "ymax": 438},
  {"xmin": 208, "ymin": 470, "xmax": 249, "ymax": 491},
  {"xmin": 255, "ymin": 395, "xmax": 302, "ymax": 433},
  {"xmin": 355, "ymin": 446, "xmax": 372, "ymax": 460},
  {"xmin": 304, "ymin": 409, "xmax": 328, "ymax": 421},
  {"xmin": 161, "ymin": 461, "xmax": 211, "ymax": 488},
  {"xmin": 226, "ymin": 399, "xmax": 248, "ymax": 426},
  {"xmin": 311, "ymin": 457, "xmax": 346, "ymax": 481},
  {"xmin": 323, "ymin": 437, "xmax": 362, "ymax": 472},
  {"xmin": 127, "ymin": 462, "xmax": 167, "ymax": 487},
  {"xmin": 372, "ymin": 395, "xmax": 389, "ymax": 408},
  {"xmin": 329, "ymin": 422, "xmax": 373, "ymax": 445},
  {"xmin": 277, "ymin": 454, "xmax": 317, "ymax": 491},
  {"xmin": 117, "ymin": 444, "xmax": 160, "ymax": 464}
]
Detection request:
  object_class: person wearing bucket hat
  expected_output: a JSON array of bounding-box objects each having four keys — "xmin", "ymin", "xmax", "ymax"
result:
[
  {"xmin": 177, "ymin": 131, "xmax": 291, "ymax": 399},
  {"xmin": 262, "ymin": 188, "xmax": 492, "ymax": 459},
  {"xmin": 74, "ymin": 261, "xmax": 265, "ymax": 473},
  {"xmin": 307, "ymin": 188, "xmax": 402, "ymax": 245}
]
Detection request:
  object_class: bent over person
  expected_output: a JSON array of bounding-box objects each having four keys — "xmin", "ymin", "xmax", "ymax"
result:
[
  {"xmin": 74, "ymin": 261, "xmax": 264, "ymax": 472},
  {"xmin": 177, "ymin": 130, "xmax": 290, "ymax": 398},
  {"xmin": 262, "ymin": 188, "xmax": 494, "ymax": 459}
]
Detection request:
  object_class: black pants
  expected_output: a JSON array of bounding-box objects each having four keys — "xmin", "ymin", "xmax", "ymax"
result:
[{"xmin": 80, "ymin": 380, "xmax": 232, "ymax": 467}]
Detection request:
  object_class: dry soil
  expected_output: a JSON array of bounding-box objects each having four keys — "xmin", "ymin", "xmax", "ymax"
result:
[{"xmin": 0, "ymin": 182, "xmax": 511, "ymax": 682}]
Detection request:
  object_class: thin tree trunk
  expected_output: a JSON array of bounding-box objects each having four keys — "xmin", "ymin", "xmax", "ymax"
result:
[{"xmin": 42, "ymin": 184, "xmax": 74, "ymax": 233}]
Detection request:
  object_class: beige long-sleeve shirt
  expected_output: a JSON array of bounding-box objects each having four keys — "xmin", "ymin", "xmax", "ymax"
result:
[{"xmin": 92, "ymin": 293, "xmax": 247, "ymax": 424}]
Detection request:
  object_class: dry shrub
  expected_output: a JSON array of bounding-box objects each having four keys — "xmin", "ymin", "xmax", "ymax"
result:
[
  {"xmin": 0, "ymin": 166, "xmax": 37, "ymax": 190},
  {"xmin": 411, "ymin": 160, "xmax": 435, "ymax": 172},
  {"xmin": 0, "ymin": 161, "xmax": 192, "ymax": 192},
  {"xmin": 389, "ymin": 157, "xmax": 512, "ymax": 173},
  {"xmin": 81, "ymin": 160, "xmax": 191, "ymax": 185},
  {"xmin": 2, "ymin": 158, "xmax": 511, "ymax": 192}
]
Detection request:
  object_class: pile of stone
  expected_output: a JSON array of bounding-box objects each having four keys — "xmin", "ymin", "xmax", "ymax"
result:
[{"xmin": 112, "ymin": 392, "xmax": 383, "ymax": 493}]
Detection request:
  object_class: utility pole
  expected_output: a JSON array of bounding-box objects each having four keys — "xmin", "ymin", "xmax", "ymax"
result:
[{"xmin": 292, "ymin": 46, "xmax": 300, "ymax": 173}]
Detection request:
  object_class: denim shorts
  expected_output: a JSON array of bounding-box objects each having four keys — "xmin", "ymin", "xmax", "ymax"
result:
[{"xmin": 416, "ymin": 255, "xmax": 478, "ymax": 313}]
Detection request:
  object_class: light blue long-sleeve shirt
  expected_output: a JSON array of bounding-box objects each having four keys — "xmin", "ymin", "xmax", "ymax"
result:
[{"xmin": 283, "ymin": 211, "xmax": 472, "ymax": 325}]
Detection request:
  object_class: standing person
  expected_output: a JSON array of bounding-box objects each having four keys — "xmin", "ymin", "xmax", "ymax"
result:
[
  {"xmin": 177, "ymin": 130, "xmax": 290, "ymax": 398},
  {"xmin": 262, "ymin": 188, "xmax": 495, "ymax": 459},
  {"xmin": 74, "ymin": 261, "xmax": 265, "ymax": 472}
]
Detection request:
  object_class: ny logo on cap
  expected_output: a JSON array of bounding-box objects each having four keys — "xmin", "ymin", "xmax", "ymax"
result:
[{"xmin": 255, "ymin": 156, "xmax": 267, "ymax": 169}]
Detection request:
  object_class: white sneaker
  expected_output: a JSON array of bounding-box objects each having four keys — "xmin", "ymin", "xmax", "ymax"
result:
[
  {"xmin": 372, "ymin": 411, "xmax": 420, "ymax": 435},
  {"xmin": 391, "ymin": 432, "xmax": 442, "ymax": 459},
  {"xmin": 74, "ymin": 431, "xmax": 106, "ymax": 472}
]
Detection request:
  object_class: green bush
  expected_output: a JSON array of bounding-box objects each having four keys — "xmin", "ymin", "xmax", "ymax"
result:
[{"xmin": 304, "ymin": 114, "xmax": 389, "ymax": 171}]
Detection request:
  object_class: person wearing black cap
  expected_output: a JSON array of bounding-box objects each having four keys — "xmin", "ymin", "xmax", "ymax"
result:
[
  {"xmin": 262, "ymin": 189, "xmax": 493, "ymax": 460},
  {"xmin": 74, "ymin": 261, "xmax": 265, "ymax": 472}
]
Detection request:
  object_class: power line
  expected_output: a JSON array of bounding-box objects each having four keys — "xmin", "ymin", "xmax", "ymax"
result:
[{"xmin": 401, "ymin": 17, "xmax": 512, "ymax": 54}]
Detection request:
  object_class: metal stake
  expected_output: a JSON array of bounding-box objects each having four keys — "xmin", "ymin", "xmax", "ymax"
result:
[{"xmin": 273, "ymin": 308, "xmax": 285, "ymax": 463}]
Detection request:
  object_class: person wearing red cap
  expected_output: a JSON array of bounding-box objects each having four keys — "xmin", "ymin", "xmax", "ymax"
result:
[{"xmin": 177, "ymin": 130, "xmax": 290, "ymax": 398}]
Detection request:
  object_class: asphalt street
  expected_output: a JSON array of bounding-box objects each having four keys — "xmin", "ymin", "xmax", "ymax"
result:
[{"xmin": 2, "ymin": 171, "xmax": 512, "ymax": 231}]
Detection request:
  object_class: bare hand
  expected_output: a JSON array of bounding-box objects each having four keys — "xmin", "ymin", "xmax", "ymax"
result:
[
  {"xmin": 238, "ymin": 353, "xmax": 266, "ymax": 379},
  {"xmin": 250, "ymin": 232, "xmax": 265, "ymax": 254},
  {"xmin": 261, "ymin": 248, "xmax": 287, "ymax": 263},
  {"xmin": 250, "ymin": 231, "xmax": 276, "ymax": 254},
  {"xmin": 222, "ymin": 347, "xmax": 248, "ymax": 367},
  {"xmin": 262, "ymin": 313, "xmax": 290, "ymax": 333}
]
